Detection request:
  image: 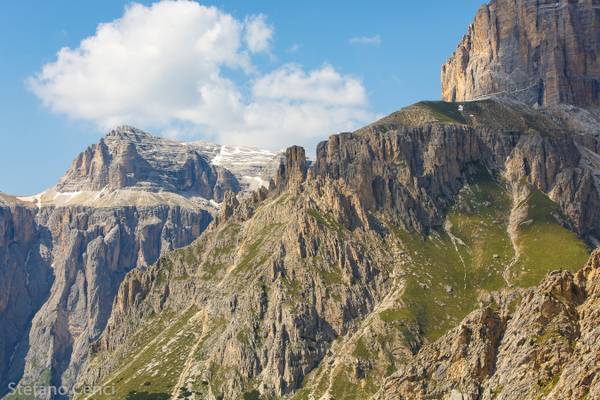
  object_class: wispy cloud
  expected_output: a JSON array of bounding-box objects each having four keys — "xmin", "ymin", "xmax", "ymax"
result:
[
  {"xmin": 286, "ymin": 43, "xmax": 301, "ymax": 53},
  {"xmin": 349, "ymin": 35, "xmax": 381, "ymax": 45}
]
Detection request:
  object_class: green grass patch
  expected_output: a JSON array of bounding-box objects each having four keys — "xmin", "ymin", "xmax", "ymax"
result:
[
  {"xmin": 318, "ymin": 268, "xmax": 344, "ymax": 285},
  {"xmin": 393, "ymin": 169, "xmax": 513, "ymax": 340},
  {"xmin": 308, "ymin": 209, "xmax": 346, "ymax": 237},
  {"xmin": 328, "ymin": 365, "xmax": 378, "ymax": 400},
  {"xmin": 125, "ymin": 392, "xmax": 169, "ymax": 400},
  {"xmin": 512, "ymin": 190, "xmax": 589, "ymax": 286},
  {"xmin": 352, "ymin": 337, "xmax": 370, "ymax": 360},
  {"xmin": 378, "ymin": 308, "xmax": 415, "ymax": 324},
  {"xmin": 90, "ymin": 308, "xmax": 199, "ymax": 400},
  {"xmin": 242, "ymin": 389, "xmax": 261, "ymax": 400},
  {"xmin": 235, "ymin": 223, "xmax": 284, "ymax": 274},
  {"xmin": 417, "ymin": 101, "xmax": 467, "ymax": 124}
]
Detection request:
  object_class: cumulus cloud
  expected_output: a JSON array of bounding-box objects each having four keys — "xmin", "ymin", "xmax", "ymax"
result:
[
  {"xmin": 244, "ymin": 14, "xmax": 273, "ymax": 53},
  {"xmin": 349, "ymin": 35, "xmax": 381, "ymax": 45},
  {"xmin": 29, "ymin": 0, "xmax": 374, "ymax": 152}
]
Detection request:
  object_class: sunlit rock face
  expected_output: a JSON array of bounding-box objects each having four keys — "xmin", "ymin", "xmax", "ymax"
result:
[{"xmin": 442, "ymin": 0, "xmax": 600, "ymax": 107}]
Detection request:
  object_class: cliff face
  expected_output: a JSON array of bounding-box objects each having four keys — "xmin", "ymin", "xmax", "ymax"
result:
[
  {"xmin": 13, "ymin": 204, "xmax": 211, "ymax": 395},
  {"xmin": 0, "ymin": 196, "xmax": 212, "ymax": 399},
  {"xmin": 0, "ymin": 195, "xmax": 53, "ymax": 392},
  {"xmin": 441, "ymin": 0, "xmax": 600, "ymax": 107},
  {"xmin": 316, "ymin": 100, "xmax": 600, "ymax": 240}
]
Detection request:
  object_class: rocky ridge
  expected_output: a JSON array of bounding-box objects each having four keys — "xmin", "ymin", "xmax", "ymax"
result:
[
  {"xmin": 75, "ymin": 98, "xmax": 598, "ymax": 400},
  {"xmin": 376, "ymin": 249, "xmax": 600, "ymax": 400}
]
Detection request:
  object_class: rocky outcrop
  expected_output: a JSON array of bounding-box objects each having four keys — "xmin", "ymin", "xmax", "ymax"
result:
[
  {"xmin": 275, "ymin": 145, "xmax": 309, "ymax": 190},
  {"xmin": 442, "ymin": 0, "xmax": 600, "ymax": 107},
  {"xmin": 376, "ymin": 250, "xmax": 600, "ymax": 400}
]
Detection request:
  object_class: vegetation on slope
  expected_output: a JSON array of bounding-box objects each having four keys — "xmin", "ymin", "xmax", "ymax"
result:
[
  {"xmin": 82, "ymin": 166, "xmax": 589, "ymax": 400},
  {"xmin": 294, "ymin": 168, "xmax": 590, "ymax": 400},
  {"xmin": 358, "ymin": 99, "xmax": 570, "ymax": 136}
]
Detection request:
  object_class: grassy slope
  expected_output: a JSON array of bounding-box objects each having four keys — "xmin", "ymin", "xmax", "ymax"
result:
[
  {"xmin": 510, "ymin": 189, "xmax": 589, "ymax": 287},
  {"xmin": 81, "ymin": 168, "xmax": 589, "ymax": 400},
  {"xmin": 358, "ymin": 100, "xmax": 568, "ymax": 137},
  {"xmin": 85, "ymin": 307, "xmax": 199, "ymax": 400},
  {"xmin": 294, "ymin": 170, "xmax": 589, "ymax": 400}
]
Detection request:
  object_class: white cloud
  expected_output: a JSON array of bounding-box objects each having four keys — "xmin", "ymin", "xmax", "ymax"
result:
[
  {"xmin": 349, "ymin": 35, "xmax": 381, "ymax": 45},
  {"xmin": 244, "ymin": 14, "xmax": 273, "ymax": 53},
  {"xmin": 29, "ymin": 0, "xmax": 374, "ymax": 152},
  {"xmin": 253, "ymin": 64, "xmax": 367, "ymax": 106}
]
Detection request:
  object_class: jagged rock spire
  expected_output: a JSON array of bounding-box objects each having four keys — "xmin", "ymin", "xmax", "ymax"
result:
[{"xmin": 275, "ymin": 145, "xmax": 308, "ymax": 189}]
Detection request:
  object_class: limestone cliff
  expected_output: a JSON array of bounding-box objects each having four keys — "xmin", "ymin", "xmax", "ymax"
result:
[
  {"xmin": 0, "ymin": 195, "xmax": 53, "ymax": 393},
  {"xmin": 441, "ymin": 0, "xmax": 600, "ymax": 107},
  {"xmin": 56, "ymin": 126, "xmax": 239, "ymax": 201}
]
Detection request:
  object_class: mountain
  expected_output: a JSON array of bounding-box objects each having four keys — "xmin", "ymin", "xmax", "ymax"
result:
[
  {"xmin": 442, "ymin": 0, "xmax": 600, "ymax": 107},
  {"xmin": 72, "ymin": 98, "xmax": 598, "ymax": 400},
  {"xmin": 0, "ymin": 128, "xmax": 280, "ymax": 398},
  {"xmin": 191, "ymin": 141, "xmax": 283, "ymax": 192},
  {"xmin": 3, "ymin": 0, "xmax": 600, "ymax": 399}
]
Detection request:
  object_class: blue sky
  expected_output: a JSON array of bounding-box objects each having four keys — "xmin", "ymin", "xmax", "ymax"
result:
[{"xmin": 0, "ymin": 0, "xmax": 484, "ymax": 195}]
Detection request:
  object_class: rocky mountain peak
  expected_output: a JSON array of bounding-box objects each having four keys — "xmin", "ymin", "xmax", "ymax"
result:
[
  {"xmin": 442, "ymin": 0, "xmax": 600, "ymax": 107},
  {"xmin": 53, "ymin": 127, "xmax": 281, "ymax": 202},
  {"xmin": 275, "ymin": 145, "xmax": 309, "ymax": 189},
  {"xmin": 57, "ymin": 128, "xmax": 222, "ymax": 200},
  {"xmin": 105, "ymin": 124, "xmax": 151, "ymax": 139}
]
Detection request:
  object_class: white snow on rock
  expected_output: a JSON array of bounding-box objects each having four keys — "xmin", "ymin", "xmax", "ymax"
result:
[{"xmin": 191, "ymin": 141, "xmax": 283, "ymax": 190}]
